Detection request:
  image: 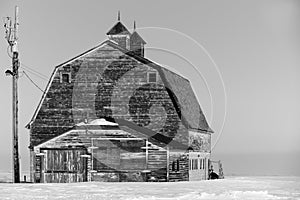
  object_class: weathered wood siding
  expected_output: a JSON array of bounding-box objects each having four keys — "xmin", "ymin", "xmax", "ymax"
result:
[
  {"xmin": 147, "ymin": 149, "xmax": 167, "ymax": 180},
  {"xmin": 90, "ymin": 139, "xmax": 146, "ymax": 182},
  {"xmin": 168, "ymin": 152, "xmax": 189, "ymax": 182},
  {"xmin": 38, "ymin": 148, "xmax": 87, "ymax": 183}
]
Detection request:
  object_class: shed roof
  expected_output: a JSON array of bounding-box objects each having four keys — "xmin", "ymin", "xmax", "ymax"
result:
[{"xmin": 35, "ymin": 118, "xmax": 189, "ymax": 151}]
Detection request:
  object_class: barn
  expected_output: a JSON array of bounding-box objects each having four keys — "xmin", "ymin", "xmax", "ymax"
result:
[{"xmin": 26, "ymin": 16, "xmax": 213, "ymax": 183}]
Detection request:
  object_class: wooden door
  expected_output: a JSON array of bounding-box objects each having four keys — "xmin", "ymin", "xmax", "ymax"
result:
[{"xmin": 40, "ymin": 148, "xmax": 87, "ymax": 183}]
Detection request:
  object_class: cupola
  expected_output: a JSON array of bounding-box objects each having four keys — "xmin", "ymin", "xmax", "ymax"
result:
[
  {"xmin": 129, "ymin": 21, "xmax": 146, "ymax": 57},
  {"xmin": 106, "ymin": 11, "xmax": 131, "ymax": 49}
]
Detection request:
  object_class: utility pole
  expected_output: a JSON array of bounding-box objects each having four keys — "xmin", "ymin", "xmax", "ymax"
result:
[{"xmin": 4, "ymin": 6, "xmax": 20, "ymax": 183}]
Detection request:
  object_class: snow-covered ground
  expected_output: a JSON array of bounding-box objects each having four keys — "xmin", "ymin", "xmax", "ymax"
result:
[{"xmin": 0, "ymin": 174, "xmax": 299, "ymax": 200}]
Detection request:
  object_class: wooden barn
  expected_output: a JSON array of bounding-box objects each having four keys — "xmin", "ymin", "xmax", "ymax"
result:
[{"xmin": 26, "ymin": 16, "xmax": 213, "ymax": 183}]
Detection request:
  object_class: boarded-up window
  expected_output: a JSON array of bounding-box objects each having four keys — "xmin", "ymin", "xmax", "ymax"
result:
[
  {"xmin": 92, "ymin": 139, "xmax": 146, "ymax": 171},
  {"xmin": 120, "ymin": 140, "xmax": 146, "ymax": 170},
  {"xmin": 92, "ymin": 140, "xmax": 120, "ymax": 170},
  {"xmin": 93, "ymin": 146, "xmax": 120, "ymax": 170}
]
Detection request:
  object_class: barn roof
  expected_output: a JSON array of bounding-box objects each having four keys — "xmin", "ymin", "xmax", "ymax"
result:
[
  {"xmin": 26, "ymin": 40, "xmax": 213, "ymax": 133},
  {"xmin": 106, "ymin": 40, "xmax": 213, "ymax": 133},
  {"xmin": 26, "ymin": 40, "xmax": 213, "ymax": 148}
]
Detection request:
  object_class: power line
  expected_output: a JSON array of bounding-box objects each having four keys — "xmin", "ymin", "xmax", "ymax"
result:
[
  {"xmin": 20, "ymin": 66, "xmax": 48, "ymax": 81},
  {"xmin": 19, "ymin": 62, "xmax": 48, "ymax": 80},
  {"xmin": 23, "ymin": 71, "xmax": 45, "ymax": 93},
  {"xmin": 5, "ymin": 52, "xmax": 49, "ymax": 80},
  {"xmin": 20, "ymin": 62, "xmax": 48, "ymax": 78},
  {"xmin": 6, "ymin": 44, "xmax": 48, "ymax": 81}
]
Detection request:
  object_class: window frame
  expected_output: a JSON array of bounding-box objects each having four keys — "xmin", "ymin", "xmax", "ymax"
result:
[
  {"xmin": 147, "ymin": 72, "xmax": 157, "ymax": 83},
  {"xmin": 60, "ymin": 72, "xmax": 71, "ymax": 83}
]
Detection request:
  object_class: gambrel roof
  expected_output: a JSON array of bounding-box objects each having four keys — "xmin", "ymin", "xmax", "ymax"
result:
[
  {"xmin": 26, "ymin": 39, "xmax": 213, "ymax": 148},
  {"xmin": 27, "ymin": 40, "xmax": 212, "ymax": 133}
]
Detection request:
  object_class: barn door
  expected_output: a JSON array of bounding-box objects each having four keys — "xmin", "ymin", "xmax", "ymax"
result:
[{"xmin": 40, "ymin": 148, "xmax": 87, "ymax": 183}]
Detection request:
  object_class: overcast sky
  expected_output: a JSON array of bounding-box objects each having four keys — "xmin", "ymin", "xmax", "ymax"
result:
[{"xmin": 0, "ymin": 0, "xmax": 299, "ymax": 176}]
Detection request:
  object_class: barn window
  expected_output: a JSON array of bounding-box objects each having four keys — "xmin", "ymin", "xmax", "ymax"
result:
[
  {"xmin": 172, "ymin": 161, "xmax": 176, "ymax": 171},
  {"xmin": 61, "ymin": 73, "xmax": 71, "ymax": 83},
  {"xmin": 190, "ymin": 159, "xmax": 200, "ymax": 170},
  {"xmin": 147, "ymin": 72, "xmax": 157, "ymax": 83},
  {"xmin": 172, "ymin": 160, "xmax": 180, "ymax": 171}
]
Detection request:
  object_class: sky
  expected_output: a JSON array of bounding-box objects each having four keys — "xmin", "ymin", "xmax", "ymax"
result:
[{"xmin": 0, "ymin": 0, "xmax": 300, "ymax": 176}]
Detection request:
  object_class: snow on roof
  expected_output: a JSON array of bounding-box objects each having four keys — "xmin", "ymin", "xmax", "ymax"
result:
[{"xmin": 76, "ymin": 118, "xmax": 119, "ymax": 126}]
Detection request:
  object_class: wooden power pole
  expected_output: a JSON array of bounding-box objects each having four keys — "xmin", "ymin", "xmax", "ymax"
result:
[{"xmin": 4, "ymin": 6, "xmax": 20, "ymax": 183}]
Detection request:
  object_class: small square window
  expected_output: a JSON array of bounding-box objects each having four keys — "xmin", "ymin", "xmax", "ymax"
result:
[
  {"xmin": 61, "ymin": 73, "xmax": 70, "ymax": 83},
  {"xmin": 148, "ymin": 72, "xmax": 157, "ymax": 83}
]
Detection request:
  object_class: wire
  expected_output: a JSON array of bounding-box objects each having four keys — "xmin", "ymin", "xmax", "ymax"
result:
[
  {"xmin": 20, "ymin": 62, "xmax": 48, "ymax": 78},
  {"xmin": 19, "ymin": 62, "xmax": 48, "ymax": 80},
  {"xmin": 20, "ymin": 66, "xmax": 48, "ymax": 81},
  {"xmin": 22, "ymin": 71, "xmax": 45, "ymax": 93},
  {"xmin": 6, "ymin": 47, "xmax": 48, "ymax": 81}
]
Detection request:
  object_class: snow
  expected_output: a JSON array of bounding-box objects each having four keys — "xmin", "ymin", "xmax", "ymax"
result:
[
  {"xmin": 76, "ymin": 118, "xmax": 119, "ymax": 126},
  {"xmin": 0, "ymin": 175, "xmax": 299, "ymax": 200}
]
